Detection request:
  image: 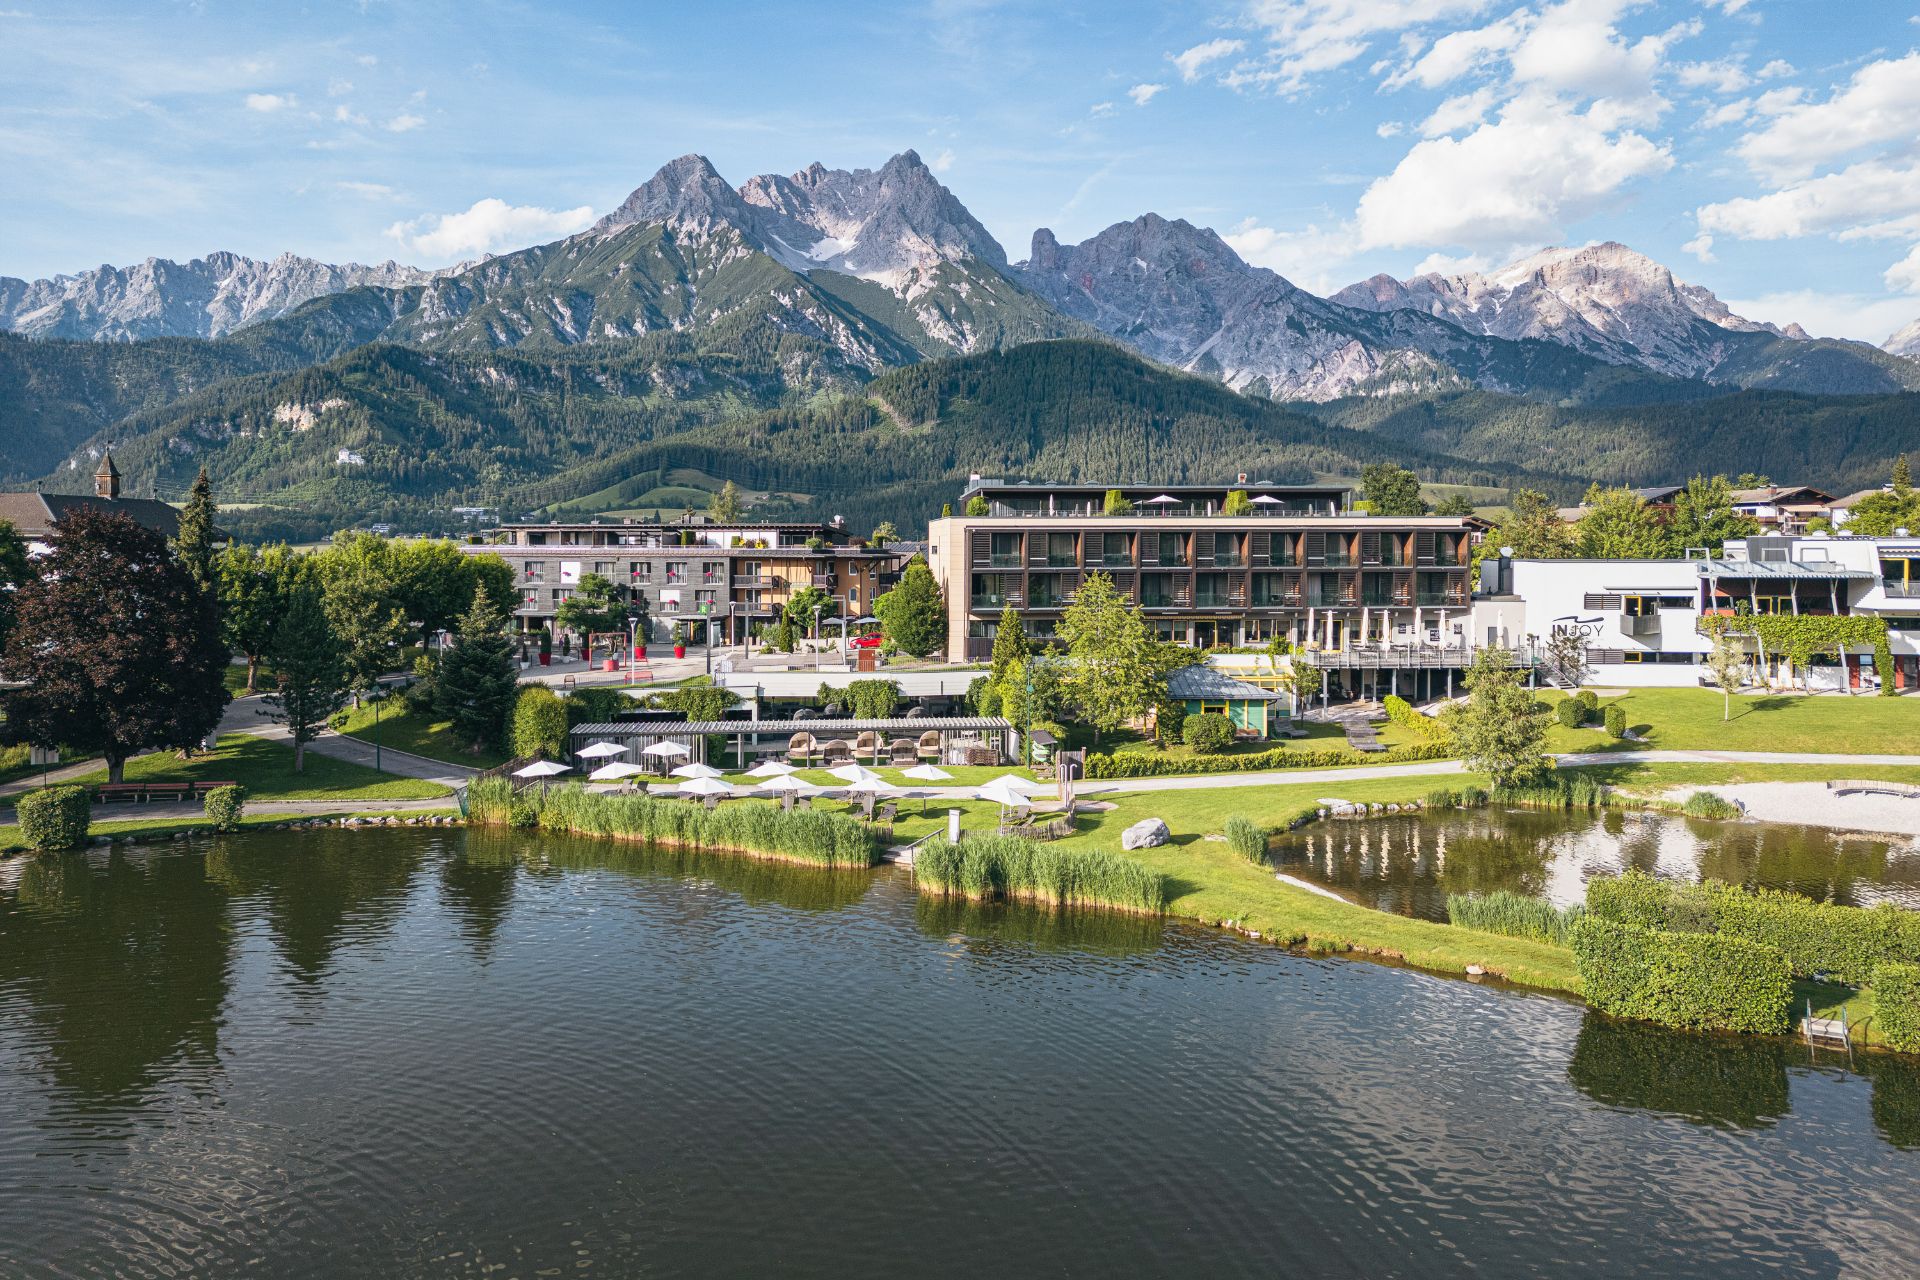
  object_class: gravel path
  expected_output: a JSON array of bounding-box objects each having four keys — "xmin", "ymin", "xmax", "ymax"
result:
[{"xmin": 1665, "ymin": 782, "xmax": 1920, "ymax": 838}]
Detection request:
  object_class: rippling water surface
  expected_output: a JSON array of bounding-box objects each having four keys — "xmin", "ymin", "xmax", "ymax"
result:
[
  {"xmin": 2, "ymin": 829, "xmax": 1918, "ymax": 1278},
  {"xmin": 1274, "ymin": 807, "xmax": 1920, "ymax": 922}
]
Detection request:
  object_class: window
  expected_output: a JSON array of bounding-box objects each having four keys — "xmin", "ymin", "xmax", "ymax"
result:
[
  {"xmin": 632, "ymin": 561, "xmax": 651, "ymax": 582},
  {"xmin": 666, "ymin": 561, "xmax": 687, "ymax": 584},
  {"xmin": 592, "ymin": 561, "xmax": 615, "ymax": 576},
  {"xmin": 989, "ymin": 532, "xmax": 1021, "ymax": 567},
  {"xmin": 524, "ymin": 560, "xmax": 545, "ymax": 580},
  {"xmin": 694, "ymin": 589, "xmax": 718, "ymax": 611}
]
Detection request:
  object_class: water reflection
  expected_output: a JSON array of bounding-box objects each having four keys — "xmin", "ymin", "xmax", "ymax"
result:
[
  {"xmin": 1274, "ymin": 808, "xmax": 1920, "ymax": 922},
  {"xmin": 913, "ymin": 893, "xmax": 1168, "ymax": 956},
  {"xmin": 1568, "ymin": 1010, "xmax": 1791, "ymax": 1129}
]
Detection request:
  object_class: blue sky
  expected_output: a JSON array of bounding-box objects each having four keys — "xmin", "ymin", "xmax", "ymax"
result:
[{"xmin": 4, "ymin": 0, "xmax": 1918, "ymax": 341}]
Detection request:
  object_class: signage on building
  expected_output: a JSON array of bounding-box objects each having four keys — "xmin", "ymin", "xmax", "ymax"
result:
[
  {"xmin": 559, "ymin": 561, "xmax": 581, "ymax": 585},
  {"xmin": 1550, "ymin": 614, "xmax": 1605, "ymax": 639}
]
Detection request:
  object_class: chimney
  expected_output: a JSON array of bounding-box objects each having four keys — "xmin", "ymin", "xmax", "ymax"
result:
[{"xmin": 94, "ymin": 452, "xmax": 120, "ymax": 500}]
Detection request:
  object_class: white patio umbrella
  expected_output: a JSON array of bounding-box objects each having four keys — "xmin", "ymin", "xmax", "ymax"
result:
[
  {"xmin": 1249, "ymin": 494, "xmax": 1286, "ymax": 506},
  {"xmin": 758, "ymin": 774, "xmax": 818, "ymax": 795},
  {"xmin": 676, "ymin": 775, "xmax": 736, "ymax": 798},
  {"xmin": 576, "ymin": 742, "xmax": 629, "ymax": 760},
  {"xmin": 901, "ymin": 761, "xmax": 953, "ymax": 814},
  {"xmin": 828, "ymin": 763, "xmax": 883, "ymax": 786},
  {"xmin": 985, "ymin": 772, "xmax": 1044, "ymax": 794},
  {"xmin": 976, "ymin": 776, "xmax": 1033, "ymax": 818},
  {"xmin": 513, "ymin": 759, "xmax": 573, "ymax": 778},
  {"xmin": 746, "ymin": 760, "xmax": 799, "ymax": 778},
  {"xmin": 588, "ymin": 761, "xmax": 649, "ymax": 782},
  {"xmin": 841, "ymin": 779, "xmax": 899, "ymax": 795},
  {"xmin": 641, "ymin": 740, "xmax": 690, "ymax": 759},
  {"xmin": 672, "ymin": 761, "xmax": 724, "ymax": 780}
]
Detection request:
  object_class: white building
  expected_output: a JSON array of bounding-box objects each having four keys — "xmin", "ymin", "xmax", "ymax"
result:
[{"xmin": 1474, "ymin": 534, "xmax": 1920, "ymax": 692}]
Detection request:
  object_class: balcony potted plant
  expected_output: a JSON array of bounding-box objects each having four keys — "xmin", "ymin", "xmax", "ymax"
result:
[
  {"xmin": 538, "ymin": 627, "xmax": 553, "ymax": 667},
  {"xmin": 672, "ymin": 623, "xmax": 687, "ymax": 659}
]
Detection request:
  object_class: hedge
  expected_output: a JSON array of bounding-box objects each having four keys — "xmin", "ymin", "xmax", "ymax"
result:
[
  {"xmin": 1382, "ymin": 695, "xmax": 1450, "ymax": 741},
  {"xmin": 17, "ymin": 784, "xmax": 90, "ymax": 851},
  {"xmin": 1875, "ymin": 964, "xmax": 1920, "ymax": 1054},
  {"xmin": 203, "ymin": 784, "xmax": 248, "ymax": 833},
  {"xmin": 1086, "ymin": 739, "xmax": 1453, "ymax": 779},
  {"xmin": 1587, "ymin": 869, "xmax": 1920, "ymax": 985},
  {"xmin": 1181, "ymin": 712, "xmax": 1235, "ymax": 754},
  {"xmin": 511, "ymin": 686, "xmax": 569, "ymax": 759},
  {"xmin": 1571, "ymin": 916, "xmax": 1791, "ymax": 1034}
]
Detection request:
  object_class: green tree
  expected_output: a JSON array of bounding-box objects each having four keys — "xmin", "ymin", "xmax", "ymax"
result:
[
  {"xmin": 555, "ymin": 572, "xmax": 628, "ymax": 654},
  {"xmin": 1102, "ymin": 489, "xmax": 1134, "ymax": 515},
  {"xmin": 1845, "ymin": 460, "xmax": 1920, "ymax": 536},
  {"xmin": 1433, "ymin": 493, "xmax": 1477, "ymax": 517},
  {"xmin": 173, "ymin": 465, "xmax": 218, "ymax": 596},
  {"xmin": 709, "ymin": 480, "xmax": 744, "ymax": 522},
  {"xmin": 783, "ymin": 585, "xmax": 833, "ymax": 636},
  {"xmin": 869, "ymin": 520, "xmax": 898, "ymax": 545},
  {"xmin": 965, "ymin": 495, "xmax": 990, "ymax": 516},
  {"xmin": 1575, "ymin": 485, "xmax": 1666, "ymax": 558},
  {"xmin": 434, "ymin": 585, "xmax": 520, "ymax": 753},
  {"xmin": 511, "ymin": 685, "xmax": 569, "ymax": 759},
  {"xmin": 263, "ymin": 582, "xmax": 347, "ymax": 772},
  {"xmin": 3, "ymin": 509, "xmax": 227, "ymax": 782},
  {"xmin": 874, "ymin": 555, "xmax": 945, "ymax": 657},
  {"xmin": 1545, "ymin": 630, "xmax": 1590, "ymax": 690},
  {"xmin": 1362, "ymin": 463, "xmax": 1428, "ymax": 516},
  {"xmin": 1663, "ymin": 475, "xmax": 1759, "ymax": 556},
  {"xmin": 1895, "ymin": 454, "xmax": 1913, "ymax": 494},
  {"xmin": 217, "ymin": 543, "xmax": 303, "ymax": 693},
  {"xmin": 0, "ymin": 519, "xmax": 30, "ymax": 651},
  {"xmin": 1057, "ymin": 572, "xmax": 1164, "ymax": 745},
  {"xmin": 1222, "ymin": 489, "xmax": 1255, "ymax": 516},
  {"xmin": 1704, "ymin": 629, "xmax": 1747, "ymax": 722},
  {"xmin": 1447, "ymin": 649, "xmax": 1550, "ymax": 787},
  {"xmin": 1284, "ymin": 660, "xmax": 1322, "ymax": 718},
  {"xmin": 320, "ymin": 548, "xmax": 411, "ymax": 699},
  {"xmin": 990, "ymin": 602, "xmax": 1028, "ymax": 684},
  {"xmin": 1734, "ymin": 472, "xmax": 1771, "ymax": 488},
  {"xmin": 1485, "ymin": 489, "xmax": 1577, "ymax": 560}
]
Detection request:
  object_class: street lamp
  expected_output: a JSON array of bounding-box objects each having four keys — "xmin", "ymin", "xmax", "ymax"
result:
[{"xmin": 626, "ymin": 608, "xmax": 641, "ymax": 686}]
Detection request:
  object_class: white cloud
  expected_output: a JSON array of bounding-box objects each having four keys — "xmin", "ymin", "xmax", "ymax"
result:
[
  {"xmin": 1507, "ymin": 3, "xmax": 1693, "ymax": 107},
  {"xmin": 1756, "ymin": 58, "xmax": 1792, "ymax": 79},
  {"xmin": 336, "ymin": 180, "xmax": 398, "ymax": 199},
  {"xmin": 1419, "ymin": 85, "xmax": 1498, "ymax": 136},
  {"xmin": 327, "ymin": 77, "xmax": 353, "ymax": 97},
  {"xmin": 1886, "ymin": 244, "xmax": 1920, "ymax": 294},
  {"xmin": 1734, "ymin": 52, "xmax": 1920, "ymax": 182},
  {"xmin": 1412, "ymin": 250, "xmax": 1492, "ymax": 275},
  {"xmin": 387, "ymin": 198, "xmax": 596, "ymax": 260},
  {"xmin": 1128, "ymin": 82, "xmax": 1166, "ymax": 106},
  {"xmin": 1722, "ymin": 289, "xmax": 1920, "ymax": 343},
  {"xmin": 1697, "ymin": 96, "xmax": 1750, "ymax": 128},
  {"xmin": 929, "ymin": 147, "xmax": 955, "ymax": 173},
  {"xmin": 1696, "ymin": 161, "xmax": 1920, "ymax": 241},
  {"xmin": 243, "ymin": 92, "xmax": 295, "ymax": 112},
  {"xmin": 355, "ymin": 53, "xmax": 378, "ymax": 66},
  {"xmin": 1243, "ymin": 0, "xmax": 1492, "ymax": 90},
  {"xmin": 1089, "ymin": 100, "xmax": 1115, "ymax": 118},
  {"xmin": 1376, "ymin": 120, "xmax": 1404, "ymax": 137},
  {"xmin": 333, "ymin": 103, "xmax": 369, "ymax": 126},
  {"xmin": 1678, "ymin": 57, "xmax": 1749, "ymax": 93},
  {"xmin": 1221, "ymin": 216, "xmax": 1358, "ymax": 294},
  {"xmin": 1682, "ymin": 232, "xmax": 1714, "ymax": 261},
  {"xmin": 1171, "ymin": 37, "xmax": 1245, "ymax": 81},
  {"xmin": 1355, "ymin": 91, "xmax": 1672, "ymax": 251},
  {"xmin": 1701, "ymin": 0, "xmax": 1751, "ymax": 12},
  {"xmin": 1750, "ymin": 85, "xmax": 1802, "ymax": 116},
  {"xmin": 386, "ymin": 112, "xmax": 426, "ymax": 133},
  {"xmin": 1384, "ymin": 10, "xmax": 1527, "ymax": 90}
]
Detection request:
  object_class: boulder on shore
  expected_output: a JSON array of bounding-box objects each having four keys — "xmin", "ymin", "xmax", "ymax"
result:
[{"xmin": 1121, "ymin": 817, "xmax": 1171, "ymax": 850}]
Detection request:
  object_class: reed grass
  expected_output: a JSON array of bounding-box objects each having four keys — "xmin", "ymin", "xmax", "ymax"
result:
[
  {"xmin": 1423, "ymin": 786, "xmax": 1489, "ymax": 811},
  {"xmin": 1447, "ymin": 890, "xmax": 1587, "ymax": 946},
  {"xmin": 1680, "ymin": 790, "xmax": 1742, "ymax": 820},
  {"xmin": 913, "ymin": 835, "xmax": 1168, "ymax": 914},
  {"xmin": 1223, "ymin": 815, "xmax": 1266, "ymax": 864},
  {"xmin": 466, "ymin": 778, "xmax": 883, "ymax": 868},
  {"xmin": 1491, "ymin": 774, "xmax": 1623, "ymax": 810}
]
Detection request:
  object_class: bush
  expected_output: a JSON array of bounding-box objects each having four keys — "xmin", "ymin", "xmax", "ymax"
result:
[
  {"xmin": 566, "ymin": 685, "xmax": 631, "ymax": 727},
  {"xmin": 1223, "ymin": 815, "xmax": 1265, "ymax": 863},
  {"xmin": 1555, "ymin": 698, "xmax": 1586, "ymax": 729},
  {"xmin": 1571, "ymin": 916, "xmax": 1791, "ymax": 1035},
  {"xmin": 1681, "ymin": 790, "xmax": 1741, "ymax": 820},
  {"xmin": 203, "ymin": 784, "xmax": 247, "ymax": 832},
  {"xmin": 1086, "ymin": 739, "xmax": 1453, "ymax": 779},
  {"xmin": 913, "ymin": 836, "xmax": 1166, "ymax": 913},
  {"xmin": 1874, "ymin": 964, "xmax": 1920, "ymax": 1054},
  {"xmin": 1447, "ymin": 891, "xmax": 1585, "ymax": 945},
  {"xmin": 1182, "ymin": 712, "xmax": 1236, "ymax": 754},
  {"xmin": 966, "ymin": 676, "xmax": 1002, "ymax": 717},
  {"xmin": 1575, "ymin": 690, "xmax": 1599, "ymax": 712},
  {"xmin": 1491, "ymin": 773, "xmax": 1616, "ymax": 809},
  {"xmin": 843, "ymin": 679, "xmax": 902, "ymax": 719},
  {"xmin": 17, "ymin": 784, "xmax": 89, "ymax": 851},
  {"xmin": 646, "ymin": 684, "xmax": 739, "ymax": 723},
  {"xmin": 1603, "ymin": 704, "xmax": 1626, "ymax": 738},
  {"xmin": 511, "ymin": 686, "xmax": 569, "ymax": 759},
  {"xmin": 1383, "ymin": 695, "xmax": 1449, "ymax": 741},
  {"xmin": 1586, "ymin": 869, "xmax": 1716, "ymax": 933}
]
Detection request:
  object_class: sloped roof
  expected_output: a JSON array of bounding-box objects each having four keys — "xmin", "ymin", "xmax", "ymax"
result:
[
  {"xmin": 0, "ymin": 491, "xmax": 224, "ymax": 542},
  {"xmin": 1167, "ymin": 664, "xmax": 1281, "ymax": 701}
]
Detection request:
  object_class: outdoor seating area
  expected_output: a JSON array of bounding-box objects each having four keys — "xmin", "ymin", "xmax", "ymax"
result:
[{"xmin": 570, "ymin": 715, "xmax": 1016, "ymax": 769}]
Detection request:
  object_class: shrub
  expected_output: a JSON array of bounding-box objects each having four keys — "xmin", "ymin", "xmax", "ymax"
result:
[
  {"xmin": 1424, "ymin": 788, "xmax": 1459, "ymax": 810},
  {"xmin": 1086, "ymin": 739, "xmax": 1453, "ymax": 779},
  {"xmin": 1223, "ymin": 815, "xmax": 1265, "ymax": 863},
  {"xmin": 1681, "ymin": 790, "xmax": 1741, "ymax": 820},
  {"xmin": 511, "ymin": 686, "xmax": 569, "ymax": 759},
  {"xmin": 1874, "ymin": 964, "xmax": 1920, "ymax": 1054},
  {"xmin": 1571, "ymin": 916, "xmax": 1791, "ymax": 1034},
  {"xmin": 1586, "ymin": 869, "xmax": 1716, "ymax": 933},
  {"xmin": 1447, "ymin": 891, "xmax": 1585, "ymax": 946},
  {"xmin": 566, "ymin": 685, "xmax": 632, "ymax": 727},
  {"xmin": 1555, "ymin": 698, "xmax": 1586, "ymax": 729},
  {"xmin": 843, "ymin": 679, "xmax": 902, "ymax": 719},
  {"xmin": 1603, "ymin": 704, "xmax": 1626, "ymax": 738},
  {"xmin": 966, "ymin": 676, "xmax": 1002, "ymax": 717},
  {"xmin": 913, "ymin": 836, "xmax": 1166, "ymax": 913},
  {"xmin": 646, "ymin": 684, "xmax": 739, "ymax": 723},
  {"xmin": 1182, "ymin": 712, "xmax": 1236, "ymax": 754},
  {"xmin": 203, "ymin": 784, "xmax": 247, "ymax": 833},
  {"xmin": 1491, "ymin": 773, "xmax": 1615, "ymax": 809},
  {"xmin": 17, "ymin": 784, "xmax": 89, "ymax": 851},
  {"xmin": 1383, "ymin": 695, "xmax": 1450, "ymax": 741},
  {"xmin": 1575, "ymin": 690, "xmax": 1599, "ymax": 712}
]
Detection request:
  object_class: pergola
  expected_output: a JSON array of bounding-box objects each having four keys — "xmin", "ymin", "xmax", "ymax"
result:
[{"xmin": 569, "ymin": 715, "xmax": 1016, "ymax": 767}]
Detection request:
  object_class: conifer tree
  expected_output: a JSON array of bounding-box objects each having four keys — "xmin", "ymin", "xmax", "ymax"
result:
[
  {"xmin": 874, "ymin": 556, "xmax": 945, "ymax": 656},
  {"xmin": 174, "ymin": 466, "xmax": 217, "ymax": 596},
  {"xmin": 435, "ymin": 585, "xmax": 519, "ymax": 753},
  {"xmin": 990, "ymin": 601, "xmax": 1028, "ymax": 684}
]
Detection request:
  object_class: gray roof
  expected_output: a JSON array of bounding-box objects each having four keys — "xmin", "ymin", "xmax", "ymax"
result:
[
  {"xmin": 1166, "ymin": 664, "xmax": 1281, "ymax": 702},
  {"xmin": 571, "ymin": 716, "xmax": 1012, "ymax": 737},
  {"xmin": 1696, "ymin": 558, "xmax": 1872, "ymax": 581},
  {"xmin": 0, "ymin": 491, "xmax": 202, "ymax": 541}
]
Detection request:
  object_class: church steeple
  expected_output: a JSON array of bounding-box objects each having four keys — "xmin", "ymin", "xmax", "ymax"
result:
[{"xmin": 94, "ymin": 452, "xmax": 120, "ymax": 500}]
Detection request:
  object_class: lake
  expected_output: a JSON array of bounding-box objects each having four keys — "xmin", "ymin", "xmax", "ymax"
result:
[
  {"xmin": 2, "ymin": 828, "xmax": 1918, "ymax": 1278},
  {"xmin": 1272, "ymin": 806, "xmax": 1920, "ymax": 923}
]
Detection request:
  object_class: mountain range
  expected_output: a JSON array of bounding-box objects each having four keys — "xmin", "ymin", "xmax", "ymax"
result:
[{"xmin": 3, "ymin": 148, "xmax": 1918, "ymax": 537}]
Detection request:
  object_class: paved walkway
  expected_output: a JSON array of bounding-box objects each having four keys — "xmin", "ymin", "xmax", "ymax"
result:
[{"xmin": 219, "ymin": 696, "xmax": 477, "ymax": 788}]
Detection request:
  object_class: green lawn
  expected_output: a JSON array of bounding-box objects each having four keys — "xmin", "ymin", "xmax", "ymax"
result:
[
  {"xmin": 1541, "ymin": 686, "xmax": 1920, "ymax": 755},
  {"xmin": 48, "ymin": 734, "xmax": 449, "ymax": 802},
  {"xmin": 332, "ymin": 701, "xmax": 511, "ymax": 770},
  {"xmin": 0, "ymin": 807, "xmax": 461, "ymax": 852}
]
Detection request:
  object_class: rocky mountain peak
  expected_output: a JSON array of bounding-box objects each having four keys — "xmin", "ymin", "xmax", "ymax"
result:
[
  {"xmin": 1885, "ymin": 318, "xmax": 1920, "ymax": 358},
  {"xmin": 592, "ymin": 153, "xmax": 757, "ymax": 240}
]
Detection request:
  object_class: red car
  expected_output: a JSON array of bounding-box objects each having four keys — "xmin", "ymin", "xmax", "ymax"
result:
[{"xmin": 850, "ymin": 633, "xmax": 884, "ymax": 649}]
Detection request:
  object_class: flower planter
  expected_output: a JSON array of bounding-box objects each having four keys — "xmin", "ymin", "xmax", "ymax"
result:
[
  {"xmin": 539, "ymin": 653, "xmax": 551, "ymax": 667},
  {"xmin": 602, "ymin": 658, "xmax": 618, "ymax": 672},
  {"xmin": 673, "ymin": 645, "xmax": 686, "ymax": 659},
  {"xmin": 634, "ymin": 645, "xmax": 647, "ymax": 660}
]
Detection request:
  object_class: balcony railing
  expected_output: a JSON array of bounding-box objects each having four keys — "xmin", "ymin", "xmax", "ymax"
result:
[
  {"xmin": 986, "ymin": 554, "xmax": 1023, "ymax": 569},
  {"xmin": 1416, "ymin": 591, "xmax": 1468, "ymax": 607},
  {"xmin": 1194, "ymin": 591, "xmax": 1247, "ymax": 608},
  {"xmin": 1211, "ymin": 554, "xmax": 1246, "ymax": 568},
  {"xmin": 1621, "ymin": 613, "xmax": 1661, "ymax": 636},
  {"xmin": 1095, "ymin": 554, "xmax": 1134, "ymax": 567},
  {"xmin": 1321, "ymin": 553, "xmax": 1355, "ymax": 568},
  {"xmin": 1882, "ymin": 581, "xmax": 1920, "ymax": 598},
  {"xmin": 1038, "ymin": 556, "xmax": 1079, "ymax": 568},
  {"xmin": 971, "ymin": 593, "xmax": 1020, "ymax": 609},
  {"xmin": 1140, "ymin": 590, "xmax": 1193, "ymax": 609},
  {"xmin": 1251, "ymin": 593, "xmax": 1303, "ymax": 608}
]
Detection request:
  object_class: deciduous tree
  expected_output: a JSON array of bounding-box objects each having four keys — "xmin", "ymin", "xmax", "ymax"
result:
[
  {"xmin": 217, "ymin": 543, "xmax": 302, "ymax": 693},
  {"xmin": 1704, "ymin": 630, "xmax": 1747, "ymax": 721},
  {"xmin": 1485, "ymin": 489, "xmax": 1577, "ymax": 560},
  {"xmin": 4, "ymin": 509, "xmax": 226, "ymax": 782},
  {"xmin": 1663, "ymin": 475, "xmax": 1758, "ymax": 556},
  {"xmin": 875, "ymin": 556, "xmax": 945, "ymax": 657},
  {"xmin": 0, "ymin": 519, "xmax": 29, "ymax": 651},
  {"xmin": 1362, "ymin": 463, "xmax": 1428, "ymax": 517},
  {"xmin": 264, "ymin": 582, "xmax": 347, "ymax": 772},
  {"xmin": 1057, "ymin": 572, "xmax": 1164, "ymax": 744},
  {"xmin": 709, "ymin": 480, "xmax": 744, "ymax": 522},
  {"xmin": 555, "ymin": 572, "xmax": 628, "ymax": 655},
  {"xmin": 1575, "ymin": 485, "xmax": 1666, "ymax": 558}
]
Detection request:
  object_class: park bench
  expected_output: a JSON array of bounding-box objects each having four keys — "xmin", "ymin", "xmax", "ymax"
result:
[
  {"xmin": 192, "ymin": 780, "xmax": 239, "ymax": 796},
  {"xmin": 94, "ymin": 783, "xmax": 145, "ymax": 804},
  {"xmin": 1826, "ymin": 779, "xmax": 1920, "ymax": 799}
]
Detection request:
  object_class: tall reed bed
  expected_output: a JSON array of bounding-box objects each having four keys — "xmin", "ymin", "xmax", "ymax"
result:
[
  {"xmin": 1223, "ymin": 815, "xmax": 1266, "ymax": 864},
  {"xmin": 1447, "ymin": 890, "xmax": 1586, "ymax": 946},
  {"xmin": 913, "ymin": 836, "xmax": 1168, "ymax": 915},
  {"xmin": 466, "ymin": 779, "xmax": 883, "ymax": 868},
  {"xmin": 1490, "ymin": 774, "xmax": 1622, "ymax": 810}
]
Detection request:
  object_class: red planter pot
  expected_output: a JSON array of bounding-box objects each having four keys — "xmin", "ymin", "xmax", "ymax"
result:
[
  {"xmin": 673, "ymin": 645, "xmax": 686, "ymax": 659},
  {"xmin": 539, "ymin": 653, "xmax": 551, "ymax": 667}
]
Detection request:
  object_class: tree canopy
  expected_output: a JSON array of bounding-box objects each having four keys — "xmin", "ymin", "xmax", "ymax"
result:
[
  {"xmin": 874, "ymin": 556, "xmax": 945, "ymax": 657},
  {"xmin": 1361, "ymin": 463, "xmax": 1428, "ymax": 517}
]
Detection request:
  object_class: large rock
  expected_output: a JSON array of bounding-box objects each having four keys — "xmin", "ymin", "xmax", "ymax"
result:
[{"xmin": 1121, "ymin": 817, "xmax": 1171, "ymax": 850}]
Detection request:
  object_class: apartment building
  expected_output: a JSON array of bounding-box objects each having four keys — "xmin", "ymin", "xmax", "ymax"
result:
[
  {"xmin": 467, "ymin": 517, "xmax": 900, "ymax": 643},
  {"xmin": 1477, "ymin": 534, "xmax": 1920, "ymax": 691},
  {"xmin": 925, "ymin": 479, "xmax": 1477, "ymax": 697}
]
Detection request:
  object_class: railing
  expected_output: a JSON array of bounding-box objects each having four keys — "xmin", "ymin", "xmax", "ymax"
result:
[
  {"xmin": 1039, "ymin": 556, "xmax": 1078, "ymax": 568},
  {"xmin": 1621, "ymin": 613, "xmax": 1661, "ymax": 636},
  {"xmin": 1212, "ymin": 554, "xmax": 1246, "ymax": 568},
  {"xmin": 1194, "ymin": 592, "xmax": 1246, "ymax": 608},
  {"xmin": 1251, "ymin": 593, "xmax": 1303, "ymax": 608},
  {"xmin": 1361, "ymin": 593, "xmax": 1402, "ymax": 607},
  {"xmin": 1140, "ymin": 591, "xmax": 1192, "ymax": 608},
  {"xmin": 1304, "ymin": 644, "xmax": 1522, "ymax": 670},
  {"xmin": 1416, "ymin": 591, "xmax": 1467, "ymax": 607},
  {"xmin": 1321, "ymin": 554, "xmax": 1355, "ymax": 568},
  {"xmin": 986, "ymin": 554, "xmax": 1023, "ymax": 568},
  {"xmin": 1095, "ymin": 555, "xmax": 1134, "ymax": 567},
  {"xmin": 1882, "ymin": 581, "xmax": 1920, "ymax": 598},
  {"xmin": 970, "ymin": 593, "xmax": 1021, "ymax": 609}
]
